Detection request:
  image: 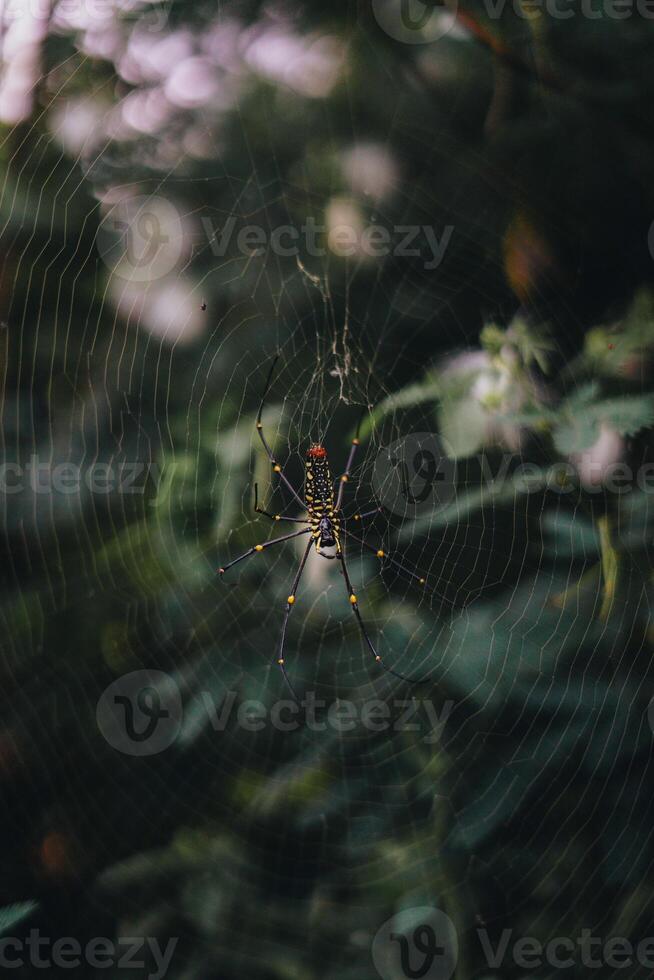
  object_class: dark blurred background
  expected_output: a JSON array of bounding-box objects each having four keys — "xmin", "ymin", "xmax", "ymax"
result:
[{"xmin": 2, "ymin": 0, "xmax": 654, "ymax": 977}]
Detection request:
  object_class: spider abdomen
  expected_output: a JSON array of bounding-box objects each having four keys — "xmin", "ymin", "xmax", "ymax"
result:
[{"xmin": 306, "ymin": 445, "xmax": 340, "ymax": 558}]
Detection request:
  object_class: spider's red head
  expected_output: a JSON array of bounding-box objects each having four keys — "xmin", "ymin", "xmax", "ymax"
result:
[{"xmin": 307, "ymin": 444, "xmax": 327, "ymax": 459}]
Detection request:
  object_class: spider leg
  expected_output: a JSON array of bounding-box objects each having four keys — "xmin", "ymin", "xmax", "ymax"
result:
[
  {"xmin": 276, "ymin": 535, "xmax": 314, "ymax": 703},
  {"xmin": 334, "ymin": 414, "xmax": 363, "ymax": 510},
  {"xmin": 342, "ymin": 528, "xmax": 427, "ymax": 589},
  {"xmin": 254, "ymin": 482, "xmax": 308, "ymax": 524},
  {"xmin": 337, "ymin": 544, "xmax": 434, "ymax": 685},
  {"xmin": 347, "ymin": 506, "xmax": 384, "ymax": 524},
  {"xmin": 256, "ymin": 355, "xmax": 306, "ymax": 509},
  {"xmin": 219, "ymin": 527, "xmax": 310, "ymax": 576}
]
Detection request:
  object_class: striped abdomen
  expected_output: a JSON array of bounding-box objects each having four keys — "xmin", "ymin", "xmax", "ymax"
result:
[{"xmin": 305, "ymin": 446, "xmax": 340, "ymax": 558}]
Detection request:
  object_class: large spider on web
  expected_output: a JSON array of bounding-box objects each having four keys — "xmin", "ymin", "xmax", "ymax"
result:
[{"xmin": 219, "ymin": 356, "xmax": 433, "ymax": 701}]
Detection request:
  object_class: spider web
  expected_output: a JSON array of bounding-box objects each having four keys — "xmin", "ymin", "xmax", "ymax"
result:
[{"xmin": 2, "ymin": 3, "xmax": 654, "ymax": 978}]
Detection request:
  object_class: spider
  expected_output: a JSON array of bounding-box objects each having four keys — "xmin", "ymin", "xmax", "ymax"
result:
[{"xmin": 219, "ymin": 356, "xmax": 432, "ymax": 700}]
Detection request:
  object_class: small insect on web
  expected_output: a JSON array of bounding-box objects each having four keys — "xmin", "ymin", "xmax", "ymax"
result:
[{"xmin": 218, "ymin": 355, "xmax": 436, "ymax": 702}]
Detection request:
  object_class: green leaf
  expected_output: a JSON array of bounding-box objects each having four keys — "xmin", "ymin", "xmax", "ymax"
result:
[
  {"xmin": 566, "ymin": 380, "xmax": 601, "ymax": 407},
  {"xmin": 511, "ymin": 318, "xmax": 556, "ymax": 374},
  {"xmin": 0, "ymin": 902, "xmax": 38, "ymax": 936},
  {"xmin": 356, "ymin": 378, "xmax": 442, "ymax": 441},
  {"xmin": 479, "ymin": 323, "xmax": 505, "ymax": 357},
  {"xmin": 592, "ymin": 395, "xmax": 654, "ymax": 437},
  {"xmin": 552, "ymin": 415, "xmax": 600, "ymax": 454},
  {"xmin": 554, "ymin": 393, "xmax": 654, "ymax": 452},
  {"xmin": 438, "ymin": 396, "xmax": 488, "ymax": 459}
]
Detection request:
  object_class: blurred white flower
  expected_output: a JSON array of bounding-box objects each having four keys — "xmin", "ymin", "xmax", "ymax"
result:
[
  {"xmin": 52, "ymin": 0, "xmax": 115, "ymax": 32},
  {"xmin": 121, "ymin": 87, "xmax": 172, "ymax": 134},
  {"xmin": 0, "ymin": 0, "xmax": 48, "ymax": 123},
  {"xmin": 49, "ymin": 97, "xmax": 107, "ymax": 153},
  {"xmin": 470, "ymin": 361, "xmax": 512, "ymax": 405},
  {"xmin": 244, "ymin": 26, "xmax": 344, "ymax": 98},
  {"xmin": 80, "ymin": 25, "xmax": 123, "ymax": 61},
  {"xmin": 573, "ymin": 424, "xmax": 624, "ymax": 488},
  {"xmin": 200, "ymin": 19, "xmax": 244, "ymax": 73},
  {"xmin": 111, "ymin": 276, "xmax": 206, "ymax": 345},
  {"xmin": 325, "ymin": 196, "xmax": 367, "ymax": 260},
  {"xmin": 439, "ymin": 349, "xmax": 534, "ymax": 453},
  {"xmin": 121, "ymin": 27, "xmax": 195, "ymax": 85},
  {"xmin": 341, "ymin": 143, "xmax": 399, "ymax": 202},
  {"xmin": 165, "ymin": 56, "xmax": 219, "ymax": 108}
]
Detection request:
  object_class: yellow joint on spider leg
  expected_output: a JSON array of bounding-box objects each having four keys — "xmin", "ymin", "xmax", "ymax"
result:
[
  {"xmin": 352, "ymin": 438, "xmax": 360, "ymax": 445},
  {"xmin": 349, "ymin": 594, "xmax": 357, "ymax": 604},
  {"xmin": 255, "ymin": 544, "xmax": 264, "ymax": 552},
  {"xmin": 278, "ymin": 658, "xmax": 284, "ymax": 665},
  {"xmin": 340, "ymin": 475, "xmax": 348, "ymax": 482},
  {"xmin": 287, "ymin": 595, "xmax": 295, "ymax": 605},
  {"xmin": 375, "ymin": 655, "xmax": 381, "ymax": 662},
  {"xmin": 273, "ymin": 464, "xmax": 281, "ymax": 472},
  {"xmin": 377, "ymin": 550, "xmax": 385, "ymax": 558}
]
